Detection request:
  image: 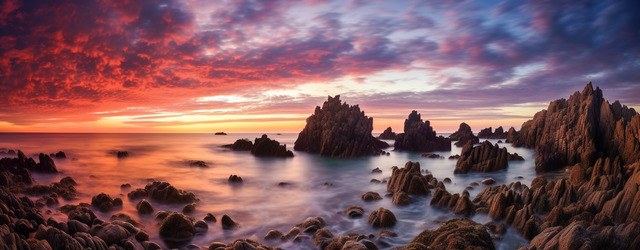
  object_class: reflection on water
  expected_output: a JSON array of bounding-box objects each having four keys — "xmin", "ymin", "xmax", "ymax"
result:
[{"xmin": 0, "ymin": 133, "xmax": 561, "ymax": 249}]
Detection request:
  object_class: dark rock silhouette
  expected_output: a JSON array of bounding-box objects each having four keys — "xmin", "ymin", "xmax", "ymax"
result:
[
  {"xmin": 251, "ymin": 134, "xmax": 294, "ymax": 157},
  {"xmin": 506, "ymin": 127, "xmax": 518, "ymax": 143},
  {"xmin": 394, "ymin": 111, "xmax": 451, "ymax": 152},
  {"xmin": 511, "ymin": 82, "xmax": 640, "ymax": 172},
  {"xmin": 455, "ymin": 141, "xmax": 522, "ymax": 174},
  {"xmin": 221, "ymin": 214, "xmax": 238, "ymax": 229},
  {"xmin": 136, "ymin": 199, "xmax": 153, "ymax": 214},
  {"xmin": 90, "ymin": 193, "xmax": 122, "ymax": 212},
  {"xmin": 127, "ymin": 181, "xmax": 197, "ymax": 204},
  {"xmin": 159, "ymin": 212, "xmax": 195, "ymax": 245},
  {"xmin": 228, "ymin": 175, "xmax": 243, "ymax": 184},
  {"xmin": 361, "ymin": 191, "xmax": 382, "ymax": 201},
  {"xmin": 294, "ymin": 95, "xmax": 388, "ymax": 157},
  {"xmin": 378, "ymin": 127, "xmax": 397, "ymax": 140},
  {"xmin": 449, "ymin": 122, "xmax": 480, "ymax": 147},
  {"xmin": 406, "ymin": 218, "xmax": 494, "ymax": 250},
  {"xmin": 223, "ymin": 139, "xmax": 253, "ymax": 151},
  {"xmin": 478, "ymin": 126, "xmax": 508, "ymax": 139}
]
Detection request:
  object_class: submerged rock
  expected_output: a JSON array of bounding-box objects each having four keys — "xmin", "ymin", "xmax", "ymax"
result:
[
  {"xmin": 406, "ymin": 218, "xmax": 494, "ymax": 249},
  {"xmin": 228, "ymin": 175, "xmax": 243, "ymax": 183},
  {"xmin": 294, "ymin": 95, "xmax": 388, "ymax": 157},
  {"xmin": 345, "ymin": 206, "xmax": 365, "ymax": 218},
  {"xmin": 449, "ymin": 122, "xmax": 480, "ymax": 147},
  {"xmin": 90, "ymin": 193, "xmax": 122, "ymax": 212},
  {"xmin": 361, "ymin": 192, "xmax": 383, "ymax": 201},
  {"xmin": 394, "ymin": 111, "xmax": 451, "ymax": 152},
  {"xmin": 221, "ymin": 215, "xmax": 238, "ymax": 229},
  {"xmin": 136, "ymin": 199, "xmax": 154, "ymax": 214},
  {"xmin": 378, "ymin": 127, "xmax": 397, "ymax": 140}
]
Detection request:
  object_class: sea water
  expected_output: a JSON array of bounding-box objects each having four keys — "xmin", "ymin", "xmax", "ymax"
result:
[{"xmin": 0, "ymin": 133, "xmax": 566, "ymax": 249}]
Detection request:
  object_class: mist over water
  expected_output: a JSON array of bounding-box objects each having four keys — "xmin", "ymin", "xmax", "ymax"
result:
[{"xmin": 0, "ymin": 133, "xmax": 565, "ymax": 249}]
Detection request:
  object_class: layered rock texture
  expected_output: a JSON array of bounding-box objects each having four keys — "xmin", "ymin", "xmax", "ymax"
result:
[
  {"xmin": 449, "ymin": 122, "xmax": 479, "ymax": 147},
  {"xmin": 477, "ymin": 126, "xmax": 508, "ymax": 139},
  {"xmin": 387, "ymin": 161, "xmax": 437, "ymax": 196},
  {"xmin": 394, "ymin": 111, "xmax": 451, "ymax": 152},
  {"xmin": 294, "ymin": 95, "xmax": 388, "ymax": 157},
  {"xmin": 455, "ymin": 141, "xmax": 522, "ymax": 174},
  {"xmin": 377, "ymin": 127, "xmax": 397, "ymax": 140},
  {"xmin": 511, "ymin": 82, "xmax": 640, "ymax": 172}
]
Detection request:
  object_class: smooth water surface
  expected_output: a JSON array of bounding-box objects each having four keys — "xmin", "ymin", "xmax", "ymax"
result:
[{"xmin": 0, "ymin": 133, "xmax": 563, "ymax": 249}]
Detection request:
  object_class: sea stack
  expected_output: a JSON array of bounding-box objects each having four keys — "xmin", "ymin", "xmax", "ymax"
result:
[
  {"xmin": 511, "ymin": 82, "xmax": 640, "ymax": 172},
  {"xmin": 394, "ymin": 111, "xmax": 451, "ymax": 152},
  {"xmin": 294, "ymin": 95, "xmax": 389, "ymax": 157},
  {"xmin": 449, "ymin": 122, "xmax": 479, "ymax": 147}
]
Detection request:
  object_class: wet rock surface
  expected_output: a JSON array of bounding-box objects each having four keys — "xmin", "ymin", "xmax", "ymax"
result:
[
  {"xmin": 406, "ymin": 218, "xmax": 494, "ymax": 250},
  {"xmin": 294, "ymin": 95, "xmax": 389, "ymax": 157},
  {"xmin": 394, "ymin": 111, "xmax": 451, "ymax": 152}
]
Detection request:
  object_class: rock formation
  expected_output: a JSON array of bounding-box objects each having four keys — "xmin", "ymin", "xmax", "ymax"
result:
[
  {"xmin": 405, "ymin": 218, "xmax": 494, "ymax": 250},
  {"xmin": 449, "ymin": 122, "xmax": 480, "ymax": 147},
  {"xmin": 223, "ymin": 139, "xmax": 253, "ymax": 151},
  {"xmin": 368, "ymin": 207, "xmax": 397, "ymax": 228},
  {"xmin": 294, "ymin": 95, "xmax": 389, "ymax": 157},
  {"xmin": 455, "ymin": 141, "xmax": 522, "ymax": 174},
  {"xmin": 477, "ymin": 126, "xmax": 508, "ymax": 139},
  {"xmin": 378, "ymin": 127, "xmax": 397, "ymax": 140},
  {"xmin": 387, "ymin": 161, "xmax": 436, "ymax": 196},
  {"xmin": 251, "ymin": 134, "xmax": 294, "ymax": 157},
  {"xmin": 511, "ymin": 82, "xmax": 640, "ymax": 172},
  {"xmin": 394, "ymin": 111, "xmax": 451, "ymax": 152}
]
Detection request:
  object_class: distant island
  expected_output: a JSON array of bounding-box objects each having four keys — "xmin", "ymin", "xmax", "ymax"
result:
[{"xmin": 214, "ymin": 132, "xmax": 227, "ymax": 135}]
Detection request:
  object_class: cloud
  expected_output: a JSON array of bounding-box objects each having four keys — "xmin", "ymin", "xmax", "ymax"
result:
[{"xmin": 0, "ymin": 0, "xmax": 638, "ymax": 131}]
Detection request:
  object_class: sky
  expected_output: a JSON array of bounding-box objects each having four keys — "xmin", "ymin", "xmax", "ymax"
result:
[{"xmin": 1, "ymin": 0, "xmax": 639, "ymax": 133}]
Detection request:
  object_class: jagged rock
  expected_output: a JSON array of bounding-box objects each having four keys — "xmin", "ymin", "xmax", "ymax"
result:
[
  {"xmin": 368, "ymin": 207, "xmax": 397, "ymax": 228},
  {"xmin": 159, "ymin": 212, "xmax": 195, "ymax": 245},
  {"xmin": 506, "ymin": 127, "xmax": 518, "ymax": 143},
  {"xmin": 361, "ymin": 192, "xmax": 382, "ymax": 201},
  {"xmin": 406, "ymin": 218, "xmax": 494, "ymax": 250},
  {"xmin": 221, "ymin": 214, "xmax": 238, "ymax": 229},
  {"xmin": 453, "ymin": 191, "xmax": 475, "ymax": 216},
  {"xmin": 378, "ymin": 127, "xmax": 397, "ymax": 140},
  {"xmin": 392, "ymin": 191, "xmax": 411, "ymax": 205},
  {"xmin": 421, "ymin": 153, "xmax": 444, "ymax": 159},
  {"xmin": 345, "ymin": 206, "xmax": 365, "ymax": 218},
  {"xmin": 222, "ymin": 139, "xmax": 253, "ymax": 151},
  {"xmin": 449, "ymin": 122, "xmax": 480, "ymax": 147},
  {"xmin": 478, "ymin": 126, "xmax": 508, "ymax": 139},
  {"xmin": 455, "ymin": 141, "xmax": 514, "ymax": 174},
  {"xmin": 371, "ymin": 167, "xmax": 382, "ymax": 174},
  {"xmin": 394, "ymin": 111, "xmax": 451, "ymax": 152},
  {"xmin": 512, "ymin": 82, "xmax": 640, "ymax": 172},
  {"xmin": 387, "ymin": 161, "xmax": 433, "ymax": 195},
  {"xmin": 448, "ymin": 154, "xmax": 460, "ymax": 159},
  {"xmin": 251, "ymin": 134, "xmax": 294, "ymax": 157},
  {"xmin": 294, "ymin": 95, "xmax": 388, "ymax": 157},
  {"xmin": 136, "ymin": 199, "xmax": 154, "ymax": 214}
]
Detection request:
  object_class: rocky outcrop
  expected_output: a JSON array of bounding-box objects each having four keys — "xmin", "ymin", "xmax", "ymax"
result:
[
  {"xmin": 251, "ymin": 134, "xmax": 294, "ymax": 157},
  {"xmin": 478, "ymin": 126, "xmax": 508, "ymax": 139},
  {"xmin": 511, "ymin": 82, "xmax": 640, "ymax": 172},
  {"xmin": 405, "ymin": 218, "xmax": 494, "ymax": 250},
  {"xmin": 449, "ymin": 122, "xmax": 479, "ymax": 147},
  {"xmin": 127, "ymin": 181, "xmax": 197, "ymax": 204},
  {"xmin": 136, "ymin": 199, "xmax": 154, "ymax": 214},
  {"xmin": 394, "ymin": 111, "xmax": 451, "ymax": 152},
  {"xmin": 294, "ymin": 95, "xmax": 389, "ymax": 157},
  {"xmin": 378, "ymin": 127, "xmax": 397, "ymax": 140},
  {"xmin": 90, "ymin": 193, "xmax": 123, "ymax": 212},
  {"xmin": 222, "ymin": 139, "xmax": 253, "ymax": 151},
  {"xmin": 387, "ymin": 161, "xmax": 436, "ymax": 196},
  {"xmin": 455, "ymin": 141, "xmax": 522, "ymax": 174}
]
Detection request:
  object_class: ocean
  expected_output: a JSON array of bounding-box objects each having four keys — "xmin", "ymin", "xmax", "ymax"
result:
[{"xmin": 0, "ymin": 133, "xmax": 565, "ymax": 249}]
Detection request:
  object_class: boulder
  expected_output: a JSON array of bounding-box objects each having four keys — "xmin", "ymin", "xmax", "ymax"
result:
[
  {"xmin": 394, "ymin": 111, "xmax": 451, "ymax": 152},
  {"xmin": 361, "ymin": 192, "xmax": 382, "ymax": 201},
  {"xmin": 91, "ymin": 223, "xmax": 132, "ymax": 246},
  {"xmin": 228, "ymin": 175, "xmax": 243, "ymax": 183},
  {"xmin": 144, "ymin": 181, "xmax": 197, "ymax": 204},
  {"xmin": 378, "ymin": 127, "xmax": 397, "ymax": 140},
  {"xmin": 159, "ymin": 212, "xmax": 195, "ymax": 244},
  {"xmin": 136, "ymin": 199, "xmax": 154, "ymax": 214},
  {"xmin": 345, "ymin": 206, "xmax": 365, "ymax": 218},
  {"xmin": 221, "ymin": 214, "xmax": 238, "ymax": 229},
  {"xmin": 368, "ymin": 207, "xmax": 397, "ymax": 228},
  {"xmin": 294, "ymin": 95, "xmax": 388, "ymax": 157},
  {"xmin": 449, "ymin": 122, "xmax": 480, "ymax": 147},
  {"xmin": 407, "ymin": 218, "xmax": 494, "ymax": 250},
  {"xmin": 43, "ymin": 227, "xmax": 83, "ymax": 250},
  {"xmin": 204, "ymin": 213, "xmax": 216, "ymax": 222},
  {"xmin": 90, "ymin": 193, "xmax": 121, "ymax": 212}
]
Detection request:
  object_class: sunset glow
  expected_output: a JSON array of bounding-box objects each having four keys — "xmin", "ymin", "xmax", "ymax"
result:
[{"xmin": 1, "ymin": 0, "xmax": 638, "ymax": 133}]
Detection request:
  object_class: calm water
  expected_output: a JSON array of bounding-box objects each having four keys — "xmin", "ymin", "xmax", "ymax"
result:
[{"xmin": 0, "ymin": 133, "xmax": 563, "ymax": 249}]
